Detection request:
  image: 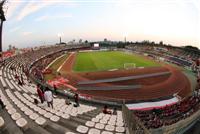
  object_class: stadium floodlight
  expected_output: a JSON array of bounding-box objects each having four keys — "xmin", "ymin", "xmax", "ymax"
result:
[
  {"xmin": 0, "ymin": 0, "xmax": 6, "ymax": 58},
  {"xmin": 57, "ymin": 33, "xmax": 64, "ymax": 44},
  {"xmin": 123, "ymin": 33, "xmax": 128, "ymax": 43}
]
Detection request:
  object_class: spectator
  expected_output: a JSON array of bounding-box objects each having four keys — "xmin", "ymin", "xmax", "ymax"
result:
[
  {"xmin": 103, "ymin": 105, "xmax": 112, "ymax": 114},
  {"xmin": 21, "ymin": 74, "xmax": 24, "ymax": 85},
  {"xmin": 44, "ymin": 87, "xmax": 53, "ymax": 108},
  {"xmin": 15, "ymin": 74, "xmax": 19, "ymax": 80},
  {"xmin": 18, "ymin": 78, "xmax": 23, "ymax": 86},
  {"xmin": 74, "ymin": 93, "xmax": 79, "ymax": 107},
  {"xmin": 65, "ymin": 97, "xmax": 71, "ymax": 105},
  {"xmin": 34, "ymin": 98, "xmax": 39, "ymax": 105},
  {"xmin": 53, "ymin": 84, "xmax": 58, "ymax": 95},
  {"xmin": 36, "ymin": 84, "xmax": 44, "ymax": 103},
  {"xmin": 40, "ymin": 85, "xmax": 45, "ymax": 94},
  {"xmin": 113, "ymin": 107, "xmax": 117, "ymax": 115},
  {"xmin": 0, "ymin": 96, "xmax": 5, "ymax": 109}
]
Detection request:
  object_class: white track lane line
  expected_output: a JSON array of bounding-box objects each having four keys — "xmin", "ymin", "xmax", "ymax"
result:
[
  {"xmin": 45, "ymin": 54, "xmax": 66, "ymax": 70},
  {"xmin": 57, "ymin": 52, "xmax": 75, "ymax": 73}
]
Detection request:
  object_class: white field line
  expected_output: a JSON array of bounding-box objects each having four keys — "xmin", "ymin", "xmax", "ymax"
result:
[
  {"xmin": 108, "ymin": 69, "xmax": 118, "ymax": 71},
  {"xmin": 57, "ymin": 52, "xmax": 74, "ymax": 72},
  {"xmin": 45, "ymin": 54, "xmax": 66, "ymax": 70}
]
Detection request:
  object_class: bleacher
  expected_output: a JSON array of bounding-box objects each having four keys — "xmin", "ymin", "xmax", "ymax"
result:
[
  {"xmin": 0, "ymin": 45, "xmax": 125, "ymax": 134},
  {"xmin": 1, "ymin": 43, "xmax": 199, "ymax": 134},
  {"xmin": 167, "ymin": 56, "xmax": 192, "ymax": 67}
]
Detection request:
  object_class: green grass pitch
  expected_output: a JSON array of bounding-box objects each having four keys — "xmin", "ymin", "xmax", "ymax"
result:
[{"xmin": 73, "ymin": 51, "xmax": 160, "ymax": 72}]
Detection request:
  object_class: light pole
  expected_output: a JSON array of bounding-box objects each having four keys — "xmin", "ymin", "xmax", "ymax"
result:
[
  {"xmin": 57, "ymin": 33, "xmax": 63, "ymax": 44},
  {"xmin": 59, "ymin": 36, "xmax": 61, "ymax": 44},
  {"xmin": 123, "ymin": 33, "xmax": 128, "ymax": 44},
  {"xmin": 0, "ymin": 0, "xmax": 6, "ymax": 59},
  {"xmin": 124, "ymin": 36, "xmax": 126, "ymax": 44}
]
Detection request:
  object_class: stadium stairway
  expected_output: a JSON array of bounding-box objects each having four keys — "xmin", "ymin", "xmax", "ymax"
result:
[{"xmin": 0, "ymin": 57, "xmax": 125, "ymax": 134}]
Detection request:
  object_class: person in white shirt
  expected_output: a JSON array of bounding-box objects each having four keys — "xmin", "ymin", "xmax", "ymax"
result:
[{"xmin": 44, "ymin": 87, "xmax": 53, "ymax": 108}]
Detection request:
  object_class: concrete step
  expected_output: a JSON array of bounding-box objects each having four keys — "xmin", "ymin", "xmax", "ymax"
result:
[
  {"xmin": 58, "ymin": 118, "xmax": 78, "ymax": 132},
  {"xmin": 44, "ymin": 121, "xmax": 72, "ymax": 134}
]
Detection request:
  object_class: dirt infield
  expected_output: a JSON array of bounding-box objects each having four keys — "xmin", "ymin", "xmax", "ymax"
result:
[{"xmin": 59, "ymin": 52, "xmax": 192, "ymax": 101}]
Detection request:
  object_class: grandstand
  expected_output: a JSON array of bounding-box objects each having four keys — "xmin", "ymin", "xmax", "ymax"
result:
[
  {"xmin": 0, "ymin": 43, "xmax": 199, "ymax": 134},
  {"xmin": 0, "ymin": 45, "xmax": 125, "ymax": 134},
  {"xmin": 0, "ymin": 0, "xmax": 199, "ymax": 133}
]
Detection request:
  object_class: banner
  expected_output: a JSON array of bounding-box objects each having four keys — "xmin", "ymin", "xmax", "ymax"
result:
[{"xmin": 47, "ymin": 77, "xmax": 77, "ymax": 91}]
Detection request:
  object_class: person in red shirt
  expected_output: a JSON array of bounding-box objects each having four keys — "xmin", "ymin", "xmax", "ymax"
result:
[{"xmin": 37, "ymin": 84, "xmax": 44, "ymax": 103}]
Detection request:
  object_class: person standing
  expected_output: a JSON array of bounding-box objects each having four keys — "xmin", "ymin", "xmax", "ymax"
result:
[
  {"xmin": 17, "ymin": 77, "xmax": 23, "ymax": 86},
  {"xmin": 53, "ymin": 84, "xmax": 57, "ymax": 95},
  {"xmin": 44, "ymin": 87, "xmax": 53, "ymax": 108},
  {"xmin": 74, "ymin": 93, "xmax": 79, "ymax": 107},
  {"xmin": 36, "ymin": 84, "xmax": 44, "ymax": 103},
  {"xmin": 20, "ymin": 74, "xmax": 24, "ymax": 85}
]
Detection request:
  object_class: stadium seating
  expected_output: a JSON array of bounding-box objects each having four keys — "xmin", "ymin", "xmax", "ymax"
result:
[
  {"xmin": 0, "ymin": 45, "xmax": 125, "ymax": 134},
  {"xmin": 1, "ymin": 44, "xmax": 200, "ymax": 133},
  {"xmin": 134, "ymin": 94, "xmax": 200, "ymax": 129}
]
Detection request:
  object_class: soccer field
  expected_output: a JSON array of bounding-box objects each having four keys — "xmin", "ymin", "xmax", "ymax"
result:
[{"xmin": 73, "ymin": 51, "xmax": 160, "ymax": 72}]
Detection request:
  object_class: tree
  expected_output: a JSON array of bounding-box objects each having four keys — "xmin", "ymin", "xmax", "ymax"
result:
[
  {"xmin": 79, "ymin": 39, "xmax": 82, "ymax": 44},
  {"xmin": 159, "ymin": 41, "xmax": 163, "ymax": 45},
  {"xmin": 185, "ymin": 45, "xmax": 199, "ymax": 51},
  {"xmin": 84, "ymin": 40, "xmax": 88, "ymax": 44}
]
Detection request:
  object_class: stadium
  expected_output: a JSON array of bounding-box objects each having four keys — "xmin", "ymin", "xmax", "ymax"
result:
[
  {"xmin": 44, "ymin": 49, "xmax": 191, "ymax": 102},
  {"xmin": 0, "ymin": 0, "xmax": 200, "ymax": 134}
]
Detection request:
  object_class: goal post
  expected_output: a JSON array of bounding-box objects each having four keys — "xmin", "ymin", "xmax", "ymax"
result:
[{"xmin": 124, "ymin": 63, "xmax": 136, "ymax": 69}]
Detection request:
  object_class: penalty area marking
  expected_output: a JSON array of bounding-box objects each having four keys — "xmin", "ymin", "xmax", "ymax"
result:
[{"xmin": 57, "ymin": 52, "xmax": 75, "ymax": 73}]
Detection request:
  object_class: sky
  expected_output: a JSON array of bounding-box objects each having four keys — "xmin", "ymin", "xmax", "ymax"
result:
[{"xmin": 1, "ymin": 0, "xmax": 200, "ymax": 50}]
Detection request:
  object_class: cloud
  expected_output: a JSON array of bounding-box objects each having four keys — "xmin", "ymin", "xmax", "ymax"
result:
[
  {"xmin": 16, "ymin": 1, "xmax": 46, "ymax": 21},
  {"xmin": 9, "ymin": 26, "xmax": 21, "ymax": 33},
  {"xmin": 35, "ymin": 14, "xmax": 72, "ymax": 21},
  {"xmin": 15, "ymin": 0, "xmax": 59, "ymax": 21},
  {"xmin": 6, "ymin": 0, "xmax": 24, "ymax": 19},
  {"xmin": 22, "ymin": 32, "xmax": 32, "ymax": 36},
  {"xmin": 7, "ymin": 0, "xmax": 76, "ymax": 21}
]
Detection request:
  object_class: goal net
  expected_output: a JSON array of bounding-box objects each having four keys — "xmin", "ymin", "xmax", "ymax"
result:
[{"xmin": 124, "ymin": 63, "xmax": 136, "ymax": 69}]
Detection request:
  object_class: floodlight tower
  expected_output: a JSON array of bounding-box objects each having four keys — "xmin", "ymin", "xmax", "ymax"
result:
[
  {"xmin": 59, "ymin": 36, "xmax": 62, "ymax": 44},
  {"xmin": 57, "ymin": 33, "xmax": 63, "ymax": 44},
  {"xmin": 124, "ymin": 36, "xmax": 126, "ymax": 44},
  {"xmin": 0, "ymin": 0, "xmax": 6, "ymax": 58}
]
